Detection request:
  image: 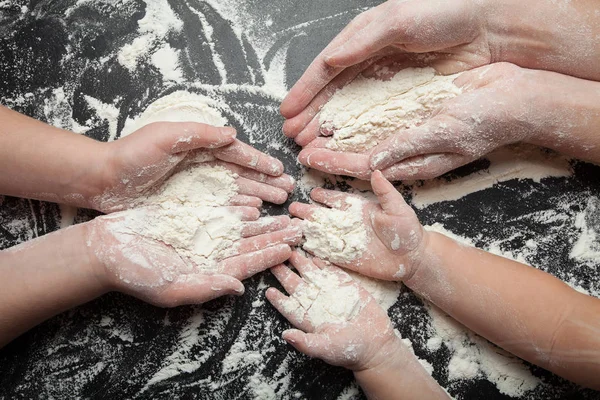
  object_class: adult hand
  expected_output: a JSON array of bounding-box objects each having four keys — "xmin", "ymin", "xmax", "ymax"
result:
[
  {"xmin": 289, "ymin": 171, "xmax": 427, "ymax": 281},
  {"xmin": 266, "ymin": 252, "xmax": 403, "ymax": 371},
  {"xmin": 281, "ymin": 0, "xmax": 600, "ymax": 147},
  {"xmin": 91, "ymin": 122, "xmax": 295, "ymax": 212},
  {"xmin": 87, "ymin": 208, "xmax": 302, "ymax": 307}
]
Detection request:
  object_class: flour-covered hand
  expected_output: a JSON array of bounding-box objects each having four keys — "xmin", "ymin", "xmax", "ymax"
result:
[
  {"xmin": 290, "ymin": 171, "xmax": 427, "ymax": 281},
  {"xmin": 369, "ymin": 63, "xmax": 573, "ymax": 180},
  {"xmin": 86, "ymin": 208, "xmax": 302, "ymax": 307},
  {"xmin": 281, "ymin": 0, "xmax": 600, "ymax": 146},
  {"xmin": 91, "ymin": 122, "xmax": 294, "ymax": 213},
  {"xmin": 266, "ymin": 252, "xmax": 403, "ymax": 370}
]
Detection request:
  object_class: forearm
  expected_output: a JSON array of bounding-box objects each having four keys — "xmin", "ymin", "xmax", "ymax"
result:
[
  {"xmin": 0, "ymin": 223, "xmax": 108, "ymax": 348},
  {"xmin": 515, "ymin": 68, "xmax": 600, "ymax": 165},
  {"xmin": 0, "ymin": 105, "xmax": 107, "ymax": 208},
  {"xmin": 354, "ymin": 338, "xmax": 449, "ymax": 400},
  {"xmin": 405, "ymin": 232, "xmax": 600, "ymax": 388},
  {"xmin": 486, "ymin": 0, "xmax": 600, "ymax": 81}
]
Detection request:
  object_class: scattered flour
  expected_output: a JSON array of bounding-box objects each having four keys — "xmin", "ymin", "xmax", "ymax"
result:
[
  {"xmin": 412, "ymin": 145, "xmax": 572, "ymax": 209},
  {"xmin": 570, "ymin": 197, "xmax": 600, "ymax": 265},
  {"xmin": 320, "ymin": 67, "xmax": 461, "ymax": 153},
  {"xmin": 117, "ymin": 0, "xmax": 183, "ymax": 71},
  {"xmin": 302, "ymin": 196, "xmax": 369, "ymax": 264},
  {"xmin": 426, "ymin": 304, "xmax": 540, "ymax": 398},
  {"xmin": 151, "ymin": 44, "xmax": 184, "ymax": 83},
  {"xmin": 281, "ymin": 267, "xmax": 363, "ymax": 327}
]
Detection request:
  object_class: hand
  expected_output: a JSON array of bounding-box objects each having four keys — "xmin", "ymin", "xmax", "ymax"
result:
[
  {"xmin": 86, "ymin": 207, "xmax": 302, "ymax": 307},
  {"xmin": 281, "ymin": 0, "xmax": 600, "ymax": 146},
  {"xmin": 90, "ymin": 122, "xmax": 295, "ymax": 213},
  {"xmin": 266, "ymin": 252, "xmax": 404, "ymax": 371},
  {"xmin": 290, "ymin": 171, "xmax": 427, "ymax": 281},
  {"xmin": 297, "ymin": 63, "xmax": 576, "ymax": 180}
]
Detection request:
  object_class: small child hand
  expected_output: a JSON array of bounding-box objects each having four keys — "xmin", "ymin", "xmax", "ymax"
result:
[
  {"xmin": 290, "ymin": 171, "xmax": 428, "ymax": 281},
  {"xmin": 266, "ymin": 251, "xmax": 403, "ymax": 371}
]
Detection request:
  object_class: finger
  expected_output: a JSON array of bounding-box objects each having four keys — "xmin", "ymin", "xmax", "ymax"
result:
[
  {"xmin": 226, "ymin": 206, "xmax": 261, "ymax": 221},
  {"xmin": 280, "ymin": 5, "xmax": 382, "ymax": 118},
  {"xmin": 310, "ymin": 187, "xmax": 353, "ymax": 209},
  {"xmin": 266, "ymin": 288, "xmax": 312, "ymax": 332},
  {"xmin": 241, "ymin": 215, "xmax": 291, "ymax": 238},
  {"xmin": 282, "ymin": 329, "xmax": 331, "ymax": 359},
  {"xmin": 370, "ymin": 170, "xmax": 406, "ymax": 215},
  {"xmin": 236, "ymin": 176, "xmax": 289, "ymax": 205},
  {"xmin": 141, "ymin": 122, "xmax": 237, "ymax": 153},
  {"xmin": 230, "ymin": 195, "xmax": 262, "ymax": 208},
  {"xmin": 233, "ymin": 225, "xmax": 303, "ymax": 255},
  {"xmin": 369, "ymin": 122, "xmax": 457, "ymax": 171},
  {"xmin": 298, "ymin": 148, "xmax": 371, "ymax": 180},
  {"xmin": 282, "ymin": 58, "xmax": 378, "ymax": 139},
  {"xmin": 288, "ymin": 251, "xmax": 320, "ymax": 278},
  {"xmin": 213, "ymin": 140, "xmax": 284, "ymax": 176},
  {"xmin": 381, "ymin": 153, "xmax": 472, "ymax": 181},
  {"xmin": 304, "ymin": 137, "xmax": 331, "ymax": 149},
  {"xmin": 160, "ymin": 274, "xmax": 244, "ymax": 306},
  {"xmin": 292, "ymin": 117, "xmax": 322, "ymax": 147},
  {"xmin": 270, "ymin": 264, "xmax": 304, "ymax": 294},
  {"xmin": 288, "ymin": 202, "xmax": 320, "ymax": 221},
  {"xmin": 220, "ymin": 244, "xmax": 293, "ymax": 280},
  {"xmin": 311, "ymin": 257, "xmax": 331, "ymax": 270},
  {"xmin": 217, "ymin": 162, "xmax": 295, "ymax": 192}
]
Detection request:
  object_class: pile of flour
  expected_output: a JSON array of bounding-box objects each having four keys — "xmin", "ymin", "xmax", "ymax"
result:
[
  {"xmin": 302, "ymin": 196, "xmax": 369, "ymax": 264},
  {"xmin": 319, "ymin": 67, "xmax": 461, "ymax": 153},
  {"xmin": 103, "ymin": 93, "xmax": 243, "ymax": 273},
  {"xmin": 282, "ymin": 267, "xmax": 364, "ymax": 327}
]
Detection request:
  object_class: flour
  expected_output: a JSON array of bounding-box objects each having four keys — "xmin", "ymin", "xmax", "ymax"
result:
[
  {"xmin": 140, "ymin": 164, "xmax": 238, "ymax": 208},
  {"xmin": 103, "ymin": 203, "xmax": 242, "ymax": 275},
  {"xmin": 570, "ymin": 196, "xmax": 600, "ymax": 265},
  {"xmin": 320, "ymin": 67, "xmax": 461, "ymax": 153},
  {"xmin": 426, "ymin": 304, "xmax": 540, "ymax": 398},
  {"xmin": 122, "ymin": 91, "xmax": 228, "ymax": 137},
  {"xmin": 282, "ymin": 267, "xmax": 363, "ymax": 327},
  {"xmin": 302, "ymin": 196, "xmax": 369, "ymax": 264},
  {"xmin": 412, "ymin": 145, "xmax": 572, "ymax": 209},
  {"xmin": 116, "ymin": 0, "xmax": 183, "ymax": 72}
]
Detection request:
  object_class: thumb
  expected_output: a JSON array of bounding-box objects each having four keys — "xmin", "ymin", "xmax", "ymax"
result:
[
  {"xmin": 140, "ymin": 122, "xmax": 237, "ymax": 154},
  {"xmin": 370, "ymin": 170, "xmax": 408, "ymax": 215},
  {"xmin": 325, "ymin": 16, "xmax": 398, "ymax": 68},
  {"xmin": 283, "ymin": 329, "xmax": 332, "ymax": 359},
  {"xmin": 160, "ymin": 274, "xmax": 245, "ymax": 306}
]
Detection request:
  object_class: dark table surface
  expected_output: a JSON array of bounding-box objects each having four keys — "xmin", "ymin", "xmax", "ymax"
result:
[{"xmin": 1, "ymin": 1, "xmax": 599, "ymax": 399}]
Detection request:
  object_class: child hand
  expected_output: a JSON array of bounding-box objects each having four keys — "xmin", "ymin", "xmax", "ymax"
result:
[
  {"xmin": 289, "ymin": 171, "xmax": 428, "ymax": 281},
  {"xmin": 266, "ymin": 252, "xmax": 404, "ymax": 371},
  {"xmin": 87, "ymin": 207, "xmax": 302, "ymax": 307},
  {"xmin": 91, "ymin": 122, "xmax": 295, "ymax": 212}
]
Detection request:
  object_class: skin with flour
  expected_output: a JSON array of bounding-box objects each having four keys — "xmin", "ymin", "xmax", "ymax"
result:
[
  {"xmin": 0, "ymin": 103, "xmax": 298, "ymax": 347},
  {"xmin": 294, "ymin": 171, "xmax": 600, "ymax": 390},
  {"xmin": 266, "ymin": 252, "xmax": 449, "ymax": 400},
  {"xmin": 281, "ymin": 0, "xmax": 600, "ymax": 181}
]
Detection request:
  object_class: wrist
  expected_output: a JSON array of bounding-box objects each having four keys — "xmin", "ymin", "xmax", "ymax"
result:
[
  {"xmin": 353, "ymin": 335, "xmax": 412, "ymax": 377},
  {"xmin": 79, "ymin": 220, "xmax": 114, "ymax": 293}
]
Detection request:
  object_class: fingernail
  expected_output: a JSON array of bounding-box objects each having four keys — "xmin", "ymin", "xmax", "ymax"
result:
[{"xmin": 220, "ymin": 127, "xmax": 236, "ymax": 138}]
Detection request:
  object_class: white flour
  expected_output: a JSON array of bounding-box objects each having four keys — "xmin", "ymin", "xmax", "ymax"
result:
[
  {"xmin": 282, "ymin": 267, "xmax": 363, "ymax": 327},
  {"xmin": 320, "ymin": 67, "xmax": 461, "ymax": 153},
  {"xmin": 570, "ymin": 197, "xmax": 600, "ymax": 265},
  {"xmin": 412, "ymin": 145, "xmax": 573, "ymax": 209},
  {"xmin": 302, "ymin": 196, "xmax": 369, "ymax": 264},
  {"xmin": 122, "ymin": 91, "xmax": 228, "ymax": 137},
  {"xmin": 425, "ymin": 304, "xmax": 540, "ymax": 398}
]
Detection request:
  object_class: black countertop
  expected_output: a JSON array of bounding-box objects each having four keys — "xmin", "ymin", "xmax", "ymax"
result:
[{"xmin": 1, "ymin": 1, "xmax": 599, "ymax": 399}]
